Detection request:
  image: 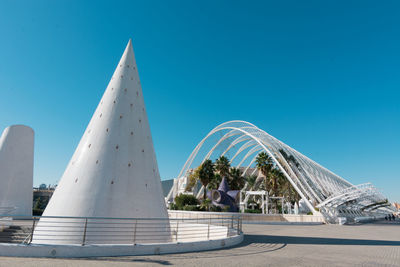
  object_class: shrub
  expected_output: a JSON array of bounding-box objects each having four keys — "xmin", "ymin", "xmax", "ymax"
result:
[
  {"xmin": 200, "ymin": 198, "xmax": 212, "ymax": 211},
  {"xmin": 244, "ymin": 209, "xmax": 262, "ymax": 214},
  {"xmin": 222, "ymin": 206, "xmax": 231, "ymax": 212},
  {"xmin": 182, "ymin": 205, "xmax": 200, "ymax": 211},
  {"xmin": 169, "ymin": 203, "xmax": 178, "ymax": 210},
  {"xmin": 209, "ymin": 205, "xmax": 222, "ymax": 212},
  {"xmin": 174, "ymin": 194, "xmax": 199, "ymax": 210},
  {"xmin": 175, "ymin": 194, "xmax": 199, "ymax": 209},
  {"xmin": 32, "ymin": 208, "xmax": 43, "ymax": 216}
]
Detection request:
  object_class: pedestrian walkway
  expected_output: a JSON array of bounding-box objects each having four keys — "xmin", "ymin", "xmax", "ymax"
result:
[{"xmin": 1, "ymin": 220, "xmax": 399, "ymax": 266}]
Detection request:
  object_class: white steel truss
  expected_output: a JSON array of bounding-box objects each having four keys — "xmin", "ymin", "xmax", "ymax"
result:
[{"xmin": 178, "ymin": 120, "xmax": 394, "ymax": 222}]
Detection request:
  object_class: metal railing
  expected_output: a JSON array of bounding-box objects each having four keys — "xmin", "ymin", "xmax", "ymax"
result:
[{"xmin": 0, "ymin": 215, "xmax": 242, "ymax": 245}]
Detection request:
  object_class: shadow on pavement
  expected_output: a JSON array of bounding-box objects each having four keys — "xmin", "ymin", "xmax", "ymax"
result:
[
  {"xmin": 78, "ymin": 231, "xmax": 400, "ymax": 264},
  {"xmin": 130, "ymin": 258, "xmax": 172, "ymax": 265},
  {"xmin": 88, "ymin": 235, "xmax": 288, "ymax": 262},
  {"xmin": 245, "ymin": 234, "xmax": 400, "ymax": 246},
  {"xmin": 80, "ymin": 257, "xmax": 173, "ymax": 265}
]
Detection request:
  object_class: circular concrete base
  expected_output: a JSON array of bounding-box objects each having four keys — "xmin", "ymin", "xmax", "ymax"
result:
[{"xmin": 0, "ymin": 234, "xmax": 243, "ymax": 258}]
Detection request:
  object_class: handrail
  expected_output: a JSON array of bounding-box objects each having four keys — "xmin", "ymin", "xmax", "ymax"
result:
[{"xmin": 0, "ymin": 214, "xmax": 242, "ymax": 245}]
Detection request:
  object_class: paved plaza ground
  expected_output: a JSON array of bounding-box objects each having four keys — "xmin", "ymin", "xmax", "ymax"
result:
[{"xmin": 1, "ymin": 220, "xmax": 399, "ymax": 266}]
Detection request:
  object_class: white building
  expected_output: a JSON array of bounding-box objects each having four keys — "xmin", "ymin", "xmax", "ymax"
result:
[
  {"xmin": 0, "ymin": 125, "xmax": 34, "ymax": 217},
  {"xmin": 33, "ymin": 40, "xmax": 169, "ymax": 244}
]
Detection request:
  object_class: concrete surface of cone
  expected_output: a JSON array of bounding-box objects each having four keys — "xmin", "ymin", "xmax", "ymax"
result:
[
  {"xmin": 0, "ymin": 125, "xmax": 34, "ymax": 217},
  {"xmin": 33, "ymin": 40, "xmax": 169, "ymax": 244}
]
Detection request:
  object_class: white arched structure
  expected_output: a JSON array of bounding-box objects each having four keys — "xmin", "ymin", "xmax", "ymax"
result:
[{"xmin": 176, "ymin": 121, "xmax": 393, "ymax": 222}]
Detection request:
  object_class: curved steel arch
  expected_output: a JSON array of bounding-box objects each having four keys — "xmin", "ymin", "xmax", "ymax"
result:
[{"xmin": 177, "ymin": 120, "xmax": 392, "ymax": 220}]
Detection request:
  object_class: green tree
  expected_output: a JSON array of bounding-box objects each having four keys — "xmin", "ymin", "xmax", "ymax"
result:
[
  {"xmin": 200, "ymin": 198, "xmax": 212, "ymax": 211},
  {"xmin": 229, "ymin": 167, "xmax": 245, "ymax": 190},
  {"xmin": 33, "ymin": 197, "xmax": 45, "ymax": 216},
  {"xmin": 208, "ymin": 173, "xmax": 222, "ymax": 190},
  {"xmin": 255, "ymin": 152, "xmax": 274, "ymax": 192},
  {"xmin": 185, "ymin": 167, "xmax": 200, "ymax": 192},
  {"xmin": 34, "ymin": 197, "xmax": 43, "ymax": 210},
  {"xmin": 215, "ymin": 156, "xmax": 230, "ymax": 178},
  {"xmin": 269, "ymin": 168, "xmax": 285, "ymax": 197},
  {"xmin": 245, "ymin": 174, "xmax": 257, "ymax": 190},
  {"xmin": 198, "ymin": 159, "xmax": 215, "ymax": 200}
]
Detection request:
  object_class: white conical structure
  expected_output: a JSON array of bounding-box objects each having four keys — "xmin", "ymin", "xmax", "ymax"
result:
[
  {"xmin": 0, "ymin": 125, "xmax": 34, "ymax": 217},
  {"xmin": 33, "ymin": 40, "xmax": 169, "ymax": 244}
]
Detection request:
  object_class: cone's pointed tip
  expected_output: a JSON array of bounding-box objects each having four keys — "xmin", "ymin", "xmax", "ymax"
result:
[
  {"xmin": 120, "ymin": 38, "xmax": 134, "ymax": 60},
  {"xmin": 123, "ymin": 38, "xmax": 133, "ymax": 55},
  {"xmin": 127, "ymin": 38, "xmax": 133, "ymax": 49}
]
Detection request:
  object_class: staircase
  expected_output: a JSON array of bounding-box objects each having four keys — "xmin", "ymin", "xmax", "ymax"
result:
[{"xmin": 0, "ymin": 225, "xmax": 32, "ymax": 244}]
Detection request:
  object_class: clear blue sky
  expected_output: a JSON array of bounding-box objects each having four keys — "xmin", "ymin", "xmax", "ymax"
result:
[{"xmin": 0, "ymin": 1, "xmax": 399, "ymax": 201}]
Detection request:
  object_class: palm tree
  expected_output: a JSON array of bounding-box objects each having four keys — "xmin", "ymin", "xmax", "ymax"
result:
[
  {"xmin": 215, "ymin": 156, "xmax": 230, "ymax": 178},
  {"xmin": 208, "ymin": 173, "xmax": 222, "ymax": 190},
  {"xmin": 255, "ymin": 152, "xmax": 274, "ymax": 192},
  {"xmin": 278, "ymin": 173, "xmax": 301, "ymax": 204},
  {"xmin": 269, "ymin": 168, "xmax": 285, "ymax": 197},
  {"xmin": 229, "ymin": 167, "xmax": 245, "ymax": 190},
  {"xmin": 245, "ymin": 175, "xmax": 257, "ymax": 190},
  {"xmin": 198, "ymin": 159, "xmax": 215, "ymax": 200}
]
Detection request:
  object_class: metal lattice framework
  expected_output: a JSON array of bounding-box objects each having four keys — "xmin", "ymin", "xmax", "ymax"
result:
[{"xmin": 178, "ymin": 121, "xmax": 392, "ymax": 221}]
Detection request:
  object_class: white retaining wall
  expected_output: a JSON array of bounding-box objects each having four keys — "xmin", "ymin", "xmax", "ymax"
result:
[
  {"xmin": 0, "ymin": 233, "xmax": 243, "ymax": 258},
  {"xmin": 168, "ymin": 210, "xmax": 325, "ymax": 224}
]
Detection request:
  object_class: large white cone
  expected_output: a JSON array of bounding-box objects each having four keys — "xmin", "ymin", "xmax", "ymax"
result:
[
  {"xmin": 0, "ymin": 125, "xmax": 34, "ymax": 217},
  {"xmin": 33, "ymin": 40, "xmax": 169, "ymax": 244}
]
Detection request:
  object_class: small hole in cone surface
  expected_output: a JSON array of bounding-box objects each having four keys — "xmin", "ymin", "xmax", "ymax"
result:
[{"xmin": 116, "ymin": 145, "xmax": 119, "ymax": 149}]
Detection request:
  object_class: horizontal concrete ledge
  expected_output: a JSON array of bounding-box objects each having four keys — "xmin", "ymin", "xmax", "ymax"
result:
[
  {"xmin": 243, "ymin": 221, "xmax": 323, "ymax": 225},
  {"xmin": 168, "ymin": 210, "xmax": 325, "ymax": 224},
  {"xmin": 0, "ymin": 234, "xmax": 243, "ymax": 258}
]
